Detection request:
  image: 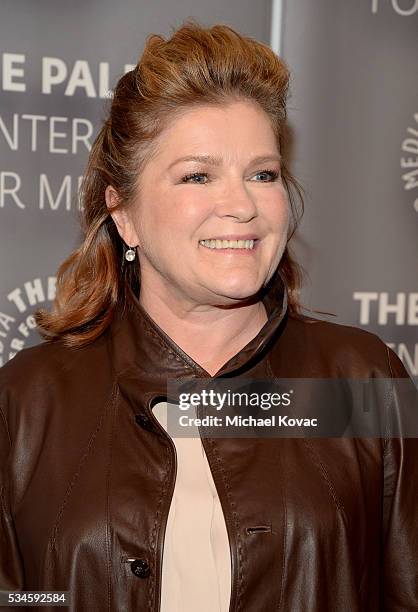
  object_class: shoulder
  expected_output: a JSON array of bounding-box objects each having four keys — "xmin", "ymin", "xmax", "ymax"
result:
[
  {"xmin": 0, "ymin": 331, "xmax": 109, "ymax": 388},
  {"xmin": 274, "ymin": 312, "xmax": 408, "ymax": 378},
  {"xmin": 0, "ymin": 332, "xmax": 113, "ymax": 430},
  {"xmin": 285, "ymin": 312, "xmax": 385, "ymax": 352},
  {"xmin": 0, "ymin": 341, "xmax": 70, "ymax": 396}
]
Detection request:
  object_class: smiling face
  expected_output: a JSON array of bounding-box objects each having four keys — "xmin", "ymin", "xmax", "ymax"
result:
[{"xmin": 106, "ymin": 99, "xmax": 290, "ymax": 309}]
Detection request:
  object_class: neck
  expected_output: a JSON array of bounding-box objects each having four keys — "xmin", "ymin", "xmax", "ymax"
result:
[{"xmin": 138, "ymin": 284, "xmax": 268, "ymax": 377}]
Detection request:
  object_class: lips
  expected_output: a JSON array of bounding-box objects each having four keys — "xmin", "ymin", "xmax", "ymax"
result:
[
  {"xmin": 201, "ymin": 235, "xmax": 259, "ymax": 241},
  {"xmin": 199, "ymin": 238, "xmax": 260, "ymax": 252}
]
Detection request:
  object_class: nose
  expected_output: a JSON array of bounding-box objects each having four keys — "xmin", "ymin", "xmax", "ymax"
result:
[{"xmin": 214, "ymin": 178, "xmax": 258, "ymax": 222}]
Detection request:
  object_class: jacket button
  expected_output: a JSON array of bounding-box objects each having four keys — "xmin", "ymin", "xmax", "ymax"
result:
[
  {"xmin": 135, "ymin": 414, "xmax": 153, "ymax": 431},
  {"xmin": 130, "ymin": 558, "xmax": 150, "ymax": 578}
]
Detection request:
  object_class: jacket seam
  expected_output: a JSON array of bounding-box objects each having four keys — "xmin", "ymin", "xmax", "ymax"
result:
[
  {"xmin": 266, "ymin": 356, "xmax": 275, "ymax": 379},
  {"xmin": 276, "ymin": 443, "xmax": 287, "ymax": 612},
  {"xmin": 382, "ymin": 345, "xmax": 395, "ymax": 457},
  {"xmin": 0, "ymin": 396, "xmax": 25, "ymax": 589},
  {"xmin": 0, "ymin": 398, "xmax": 12, "ymax": 506},
  {"xmin": 0, "ymin": 399, "xmax": 12, "ymax": 449},
  {"xmin": 40, "ymin": 382, "xmax": 119, "ymax": 583},
  {"xmin": 206, "ymin": 438, "xmax": 245, "ymax": 612},
  {"xmin": 105, "ymin": 383, "xmax": 118, "ymax": 611},
  {"xmin": 302, "ymin": 438, "xmax": 346, "ymax": 517},
  {"xmin": 148, "ymin": 442, "xmax": 171, "ymax": 611}
]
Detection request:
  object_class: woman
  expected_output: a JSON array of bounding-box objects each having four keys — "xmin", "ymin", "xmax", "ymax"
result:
[{"xmin": 0, "ymin": 19, "xmax": 417, "ymax": 612}]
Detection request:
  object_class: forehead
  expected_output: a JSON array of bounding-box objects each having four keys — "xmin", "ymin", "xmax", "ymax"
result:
[{"xmin": 149, "ymin": 100, "xmax": 278, "ymax": 163}]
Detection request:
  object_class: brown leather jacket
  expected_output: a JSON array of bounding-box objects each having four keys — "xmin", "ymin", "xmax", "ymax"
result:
[{"xmin": 0, "ymin": 271, "xmax": 417, "ymax": 611}]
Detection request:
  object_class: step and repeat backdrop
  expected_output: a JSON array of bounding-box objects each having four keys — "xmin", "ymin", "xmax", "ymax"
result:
[
  {"xmin": 0, "ymin": 0, "xmax": 417, "ymax": 385},
  {"xmin": 280, "ymin": 0, "xmax": 417, "ymax": 384},
  {"xmin": 0, "ymin": 0, "xmax": 271, "ymax": 366}
]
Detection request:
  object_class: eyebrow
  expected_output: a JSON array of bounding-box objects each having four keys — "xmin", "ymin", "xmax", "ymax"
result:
[{"xmin": 167, "ymin": 153, "xmax": 282, "ymax": 170}]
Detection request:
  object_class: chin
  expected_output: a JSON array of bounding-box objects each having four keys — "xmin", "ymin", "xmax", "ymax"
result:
[{"xmin": 213, "ymin": 279, "xmax": 263, "ymax": 301}]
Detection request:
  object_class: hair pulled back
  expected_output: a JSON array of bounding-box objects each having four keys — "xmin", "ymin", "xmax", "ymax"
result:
[{"xmin": 35, "ymin": 19, "xmax": 307, "ymax": 348}]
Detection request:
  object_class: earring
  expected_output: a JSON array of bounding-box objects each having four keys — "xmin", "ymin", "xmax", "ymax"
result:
[{"xmin": 125, "ymin": 246, "xmax": 137, "ymax": 262}]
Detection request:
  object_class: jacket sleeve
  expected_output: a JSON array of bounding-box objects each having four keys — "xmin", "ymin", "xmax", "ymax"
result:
[
  {"xmin": 381, "ymin": 346, "xmax": 418, "ymax": 610},
  {"xmin": 0, "ymin": 401, "xmax": 25, "ymax": 592}
]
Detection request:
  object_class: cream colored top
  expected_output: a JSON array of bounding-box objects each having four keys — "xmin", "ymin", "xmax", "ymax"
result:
[{"xmin": 152, "ymin": 401, "xmax": 231, "ymax": 612}]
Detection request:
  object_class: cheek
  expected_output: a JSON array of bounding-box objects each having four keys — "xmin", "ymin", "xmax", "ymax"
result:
[
  {"xmin": 164, "ymin": 195, "xmax": 210, "ymax": 234},
  {"xmin": 139, "ymin": 197, "xmax": 208, "ymax": 254},
  {"xmin": 265, "ymin": 192, "xmax": 290, "ymax": 231}
]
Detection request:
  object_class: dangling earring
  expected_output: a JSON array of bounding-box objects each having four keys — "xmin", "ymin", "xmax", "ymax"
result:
[{"xmin": 125, "ymin": 245, "xmax": 137, "ymax": 262}]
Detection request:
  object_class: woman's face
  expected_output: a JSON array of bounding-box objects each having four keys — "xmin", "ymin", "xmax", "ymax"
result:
[{"xmin": 107, "ymin": 100, "xmax": 290, "ymax": 307}]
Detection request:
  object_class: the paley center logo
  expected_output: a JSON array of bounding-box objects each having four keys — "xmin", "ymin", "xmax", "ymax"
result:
[
  {"xmin": 401, "ymin": 112, "xmax": 418, "ymax": 213},
  {"xmin": 0, "ymin": 276, "xmax": 56, "ymax": 366}
]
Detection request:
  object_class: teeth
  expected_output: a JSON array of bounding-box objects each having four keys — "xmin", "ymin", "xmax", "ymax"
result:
[{"xmin": 199, "ymin": 239, "xmax": 255, "ymax": 250}]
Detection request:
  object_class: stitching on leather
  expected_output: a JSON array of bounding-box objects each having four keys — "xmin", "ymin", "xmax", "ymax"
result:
[
  {"xmin": 0, "ymin": 401, "xmax": 12, "ymax": 448},
  {"xmin": 105, "ymin": 385, "xmax": 117, "ymax": 611},
  {"xmin": 148, "ymin": 443, "xmax": 170, "ymax": 611},
  {"xmin": 207, "ymin": 438, "xmax": 245, "ymax": 611},
  {"xmin": 301, "ymin": 438, "xmax": 346, "ymax": 517},
  {"xmin": 142, "ymin": 326, "xmax": 199, "ymax": 373},
  {"xmin": 266, "ymin": 356, "xmax": 275, "ymax": 379},
  {"xmin": 276, "ymin": 443, "xmax": 287, "ymax": 612},
  {"xmin": 386, "ymin": 345, "xmax": 395, "ymax": 379},
  {"xmin": 0, "ymin": 400, "xmax": 12, "ymax": 523},
  {"xmin": 382, "ymin": 345, "xmax": 395, "ymax": 456},
  {"xmin": 40, "ymin": 382, "xmax": 118, "ymax": 582}
]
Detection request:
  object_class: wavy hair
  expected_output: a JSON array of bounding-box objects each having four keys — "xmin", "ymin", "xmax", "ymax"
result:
[{"xmin": 35, "ymin": 19, "xmax": 311, "ymax": 348}]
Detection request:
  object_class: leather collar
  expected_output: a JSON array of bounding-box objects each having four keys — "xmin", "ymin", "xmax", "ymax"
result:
[{"xmin": 109, "ymin": 266, "xmax": 288, "ymax": 384}]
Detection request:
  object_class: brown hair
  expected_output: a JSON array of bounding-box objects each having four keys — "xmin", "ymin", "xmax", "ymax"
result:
[{"xmin": 35, "ymin": 19, "xmax": 312, "ymax": 349}]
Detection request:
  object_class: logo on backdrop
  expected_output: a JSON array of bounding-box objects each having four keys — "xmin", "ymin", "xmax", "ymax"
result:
[
  {"xmin": 0, "ymin": 276, "xmax": 56, "ymax": 366},
  {"xmin": 353, "ymin": 291, "xmax": 418, "ymax": 379},
  {"xmin": 371, "ymin": 0, "xmax": 418, "ymax": 15},
  {"xmin": 0, "ymin": 52, "xmax": 135, "ymax": 212},
  {"xmin": 1, "ymin": 53, "xmax": 133, "ymax": 97},
  {"xmin": 401, "ymin": 112, "xmax": 418, "ymax": 213}
]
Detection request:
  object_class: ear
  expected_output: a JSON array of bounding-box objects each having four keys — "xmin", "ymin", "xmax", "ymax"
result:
[{"xmin": 105, "ymin": 185, "xmax": 139, "ymax": 247}]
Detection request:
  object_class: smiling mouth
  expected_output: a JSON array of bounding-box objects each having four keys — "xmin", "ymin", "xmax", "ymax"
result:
[{"xmin": 199, "ymin": 238, "xmax": 259, "ymax": 251}]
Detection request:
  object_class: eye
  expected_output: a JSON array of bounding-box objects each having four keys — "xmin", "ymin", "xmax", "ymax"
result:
[
  {"xmin": 252, "ymin": 169, "xmax": 280, "ymax": 182},
  {"xmin": 180, "ymin": 169, "xmax": 280, "ymax": 184},
  {"xmin": 181, "ymin": 172, "xmax": 209, "ymax": 184}
]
